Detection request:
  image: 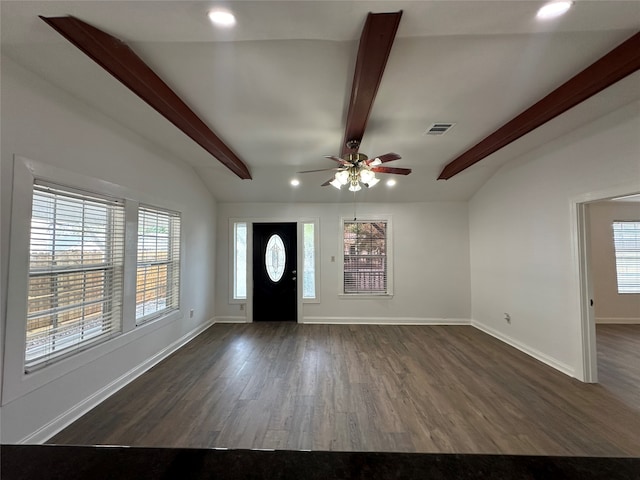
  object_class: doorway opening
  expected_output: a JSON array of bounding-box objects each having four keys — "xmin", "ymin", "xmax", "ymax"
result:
[{"xmin": 575, "ymin": 188, "xmax": 640, "ymax": 384}]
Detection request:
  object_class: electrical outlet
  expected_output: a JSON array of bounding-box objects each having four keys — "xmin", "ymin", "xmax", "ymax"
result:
[
  {"xmin": 504, "ymin": 313, "xmax": 511, "ymax": 323},
  {"xmin": 190, "ymin": 309, "xmax": 194, "ymax": 318},
  {"xmin": 240, "ymin": 304, "xmax": 245, "ymax": 311}
]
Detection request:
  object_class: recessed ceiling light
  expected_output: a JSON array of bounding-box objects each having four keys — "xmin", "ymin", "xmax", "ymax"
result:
[
  {"xmin": 290, "ymin": 179, "xmax": 300, "ymax": 187},
  {"xmin": 208, "ymin": 9, "xmax": 236, "ymax": 27},
  {"xmin": 536, "ymin": 1, "xmax": 572, "ymax": 20},
  {"xmin": 386, "ymin": 179, "xmax": 396, "ymax": 187}
]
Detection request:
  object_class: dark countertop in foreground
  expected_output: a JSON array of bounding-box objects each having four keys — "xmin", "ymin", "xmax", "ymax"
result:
[{"xmin": 2, "ymin": 445, "xmax": 639, "ymax": 480}]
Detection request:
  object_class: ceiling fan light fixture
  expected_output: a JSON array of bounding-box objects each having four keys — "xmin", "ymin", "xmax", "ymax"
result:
[
  {"xmin": 366, "ymin": 177, "xmax": 380, "ymax": 188},
  {"xmin": 335, "ymin": 170, "xmax": 349, "ymax": 185},
  {"xmin": 536, "ymin": 1, "xmax": 572, "ymax": 20},
  {"xmin": 349, "ymin": 182, "xmax": 362, "ymax": 192},
  {"xmin": 329, "ymin": 178, "xmax": 343, "ymax": 189},
  {"xmin": 370, "ymin": 158, "xmax": 382, "ymax": 166},
  {"xmin": 360, "ymin": 169, "xmax": 375, "ymax": 184}
]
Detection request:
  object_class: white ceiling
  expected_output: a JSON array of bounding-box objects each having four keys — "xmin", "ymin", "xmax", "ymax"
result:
[{"xmin": 2, "ymin": 1, "xmax": 639, "ymax": 202}]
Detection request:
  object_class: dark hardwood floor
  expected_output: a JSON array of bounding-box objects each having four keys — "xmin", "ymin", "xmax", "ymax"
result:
[
  {"xmin": 49, "ymin": 323, "xmax": 640, "ymax": 456},
  {"xmin": 597, "ymin": 324, "xmax": 640, "ymax": 413}
]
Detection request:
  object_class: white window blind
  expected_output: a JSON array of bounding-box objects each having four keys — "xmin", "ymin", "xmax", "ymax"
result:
[
  {"xmin": 136, "ymin": 206, "xmax": 181, "ymax": 324},
  {"xmin": 613, "ymin": 221, "xmax": 640, "ymax": 294},
  {"xmin": 343, "ymin": 221, "xmax": 388, "ymax": 294},
  {"xmin": 27, "ymin": 182, "xmax": 125, "ymax": 372}
]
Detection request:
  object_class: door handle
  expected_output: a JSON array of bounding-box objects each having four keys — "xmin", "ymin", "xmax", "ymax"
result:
[
  {"xmin": 292, "ymin": 270, "xmax": 297, "ymax": 274},
  {"xmin": 292, "ymin": 276, "xmax": 297, "ymax": 281}
]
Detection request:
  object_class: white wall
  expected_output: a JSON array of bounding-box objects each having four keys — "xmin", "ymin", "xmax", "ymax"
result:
[
  {"xmin": 216, "ymin": 202, "xmax": 471, "ymax": 324},
  {"xmin": 0, "ymin": 57, "xmax": 217, "ymax": 442},
  {"xmin": 469, "ymin": 102, "xmax": 640, "ymax": 380},
  {"xmin": 588, "ymin": 201, "xmax": 640, "ymax": 323}
]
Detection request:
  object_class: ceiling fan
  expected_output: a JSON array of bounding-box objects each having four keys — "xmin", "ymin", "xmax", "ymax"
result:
[
  {"xmin": 298, "ymin": 140, "xmax": 410, "ymax": 191},
  {"xmin": 297, "ymin": 11, "xmax": 411, "ymax": 191}
]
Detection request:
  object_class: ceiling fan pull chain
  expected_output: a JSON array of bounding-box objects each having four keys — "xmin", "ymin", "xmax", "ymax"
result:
[{"xmin": 353, "ymin": 191, "xmax": 357, "ymax": 221}]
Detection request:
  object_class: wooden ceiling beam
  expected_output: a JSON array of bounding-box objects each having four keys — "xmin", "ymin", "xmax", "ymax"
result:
[
  {"xmin": 40, "ymin": 15, "xmax": 252, "ymax": 180},
  {"xmin": 438, "ymin": 31, "xmax": 640, "ymax": 180},
  {"xmin": 341, "ymin": 11, "xmax": 402, "ymax": 157}
]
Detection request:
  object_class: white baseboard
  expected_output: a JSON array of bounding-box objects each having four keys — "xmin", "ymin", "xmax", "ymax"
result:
[
  {"xmin": 214, "ymin": 316, "xmax": 249, "ymax": 323},
  {"xmin": 302, "ymin": 316, "xmax": 471, "ymax": 325},
  {"xmin": 471, "ymin": 320, "xmax": 575, "ymax": 378},
  {"xmin": 596, "ymin": 317, "xmax": 640, "ymax": 324},
  {"xmin": 21, "ymin": 318, "xmax": 215, "ymax": 444}
]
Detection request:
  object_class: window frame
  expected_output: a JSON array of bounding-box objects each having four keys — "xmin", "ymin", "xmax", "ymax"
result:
[
  {"xmin": 135, "ymin": 205, "xmax": 182, "ymax": 325},
  {"xmin": 25, "ymin": 181, "xmax": 126, "ymax": 372},
  {"xmin": 612, "ymin": 220, "xmax": 640, "ymax": 294},
  {"xmin": 4, "ymin": 157, "xmax": 184, "ymax": 402},
  {"xmin": 230, "ymin": 221, "xmax": 248, "ymax": 302},
  {"xmin": 339, "ymin": 215, "xmax": 394, "ymax": 297},
  {"xmin": 302, "ymin": 221, "xmax": 319, "ymax": 301}
]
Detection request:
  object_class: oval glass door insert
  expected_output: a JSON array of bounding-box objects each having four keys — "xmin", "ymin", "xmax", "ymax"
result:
[{"xmin": 265, "ymin": 234, "xmax": 286, "ymax": 282}]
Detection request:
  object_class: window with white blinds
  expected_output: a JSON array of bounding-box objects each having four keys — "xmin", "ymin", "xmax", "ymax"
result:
[
  {"xmin": 27, "ymin": 182, "xmax": 125, "ymax": 372},
  {"xmin": 343, "ymin": 220, "xmax": 388, "ymax": 294},
  {"xmin": 136, "ymin": 206, "xmax": 181, "ymax": 324},
  {"xmin": 613, "ymin": 221, "xmax": 640, "ymax": 294}
]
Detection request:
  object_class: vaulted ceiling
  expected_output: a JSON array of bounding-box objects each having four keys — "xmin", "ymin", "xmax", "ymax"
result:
[{"xmin": 2, "ymin": 1, "xmax": 639, "ymax": 202}]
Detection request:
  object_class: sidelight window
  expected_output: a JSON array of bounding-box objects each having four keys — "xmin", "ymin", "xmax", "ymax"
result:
[
  {"xmin": 302, "ymin": 222, "xmax": 316, "ymax": 299},
  {"xmin": 233, "ymin": 222, "xmax": 247, "ymax": 299}
]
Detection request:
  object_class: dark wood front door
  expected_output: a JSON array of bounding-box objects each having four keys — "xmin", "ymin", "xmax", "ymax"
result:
[{"xmin": 253, "ymin": 223, "xmax": 297, "ymax": 322}]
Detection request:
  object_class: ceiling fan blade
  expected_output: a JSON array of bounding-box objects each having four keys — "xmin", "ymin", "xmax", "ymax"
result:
[
  {"xmin": 40, "ymin": 16, "xmax": 251, "ymax": 180},
  {"xmin": 341, "ymin": 11, "xmax": 402, "ymax": 156},
  {"xmin": 368, "ymin": 152, "xmax": 401, "ymax": 164},
  {"xmin": 324, "ymin": 155, "xmax": 349, "ymax": 165},
  {"xmin": 371, "ymin": 166, "xmax": 412, "ymax": 175},
  {"xmin": 297, "ymin": 168, "xmax": 340, "ymax": 174},
  {"xmin": 321, "ymin": 178, "xmax": 334, "ymax": 187}
]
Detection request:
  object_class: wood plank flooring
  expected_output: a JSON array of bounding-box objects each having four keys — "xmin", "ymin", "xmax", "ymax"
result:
[
  {"xmin": 596, "ymin": 324, "xmax": 640, "ymax": 413},
  {"xmin": 49, "ymin": 324, "xmax": 640, "ymax": 455}
]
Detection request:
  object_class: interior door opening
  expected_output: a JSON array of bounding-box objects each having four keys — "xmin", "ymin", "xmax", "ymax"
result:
[{"xmin": 577, "ymin": 189, "xmax": 640, "ymax": 383}]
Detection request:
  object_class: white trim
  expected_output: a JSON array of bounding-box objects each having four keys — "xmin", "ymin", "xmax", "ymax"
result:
[
  {"xmin": 229, "ymin": 219, "xmax": 248, "ymax": 303},
  {"xmin": 214, "ymin": 316, "xmax": 249, "ymax": 323},
  {"xmin": 338, "ymin": 294, "xmax": 394, "ymax": 299},
  {"xmin": 302, "ymin": 317, "xmax": 470, "ymax": 325},
  {"xmin": 301, "ymin": 220, "xmax": 321, "ymax": 304},
  {"xmin": 570, "ymin": 183, "xmax": 640, "ymax": 383},
  {"xmin": 340, "ymin": 215, "xmax": 393, "ymax": 296},
  {"xmin": 471, "ymin": 320, "xmax": 575, "ymax": 378},
  {"xmin": 18, "ymin": 318, "xmax": 215, "ymax": 444},
  {"xmin": 596, "ymin": 317, "xmax": 640, "ymax": 324},
  {"xmin": 572, "ymin": 201, "xmax": 597, "ymax": 383}
]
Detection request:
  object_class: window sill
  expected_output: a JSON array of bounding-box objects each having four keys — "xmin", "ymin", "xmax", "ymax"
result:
[{"xmin": 338, "ymin": 293, "xmax": 394, "ymax": 300}]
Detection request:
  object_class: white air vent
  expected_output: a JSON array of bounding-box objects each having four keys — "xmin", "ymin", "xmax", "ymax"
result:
[{"xmin": 424, "ymin": 122, "xmax": 456, "ymax": 136}]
